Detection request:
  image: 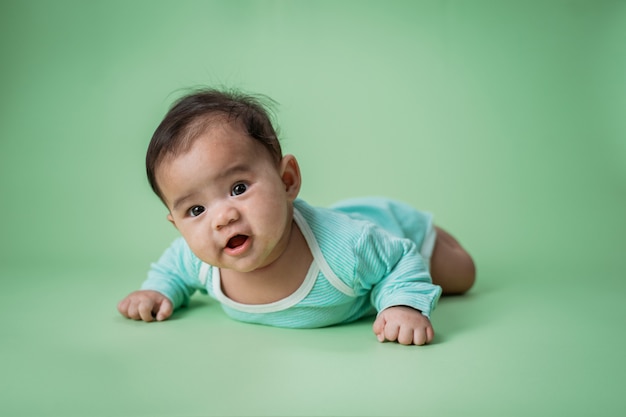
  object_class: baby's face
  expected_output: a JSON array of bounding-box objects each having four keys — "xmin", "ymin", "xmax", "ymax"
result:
[{"xmin": 156, "ymin": 122, "xmax": 297, "ymax": 272}]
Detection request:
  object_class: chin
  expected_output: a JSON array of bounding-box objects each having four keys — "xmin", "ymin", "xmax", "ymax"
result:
[{"xmin": 218, "ymin": 259, "xmax": 262, "ymax": 273}]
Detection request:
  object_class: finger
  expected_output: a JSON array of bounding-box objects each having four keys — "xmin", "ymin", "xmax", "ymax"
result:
[
  {"xmin": 372, "ymin": 315, "xmax": 384, "ymax": 334},
  {"xmin": 384, "ymin": 322, "xmax": 400, "ymax": 343},
  {"xmin": 426, "ymin": 325, "xmax": 435, "ymax": 344},
  {"xmin": 138, "ymin": 300, "xmax": 155, "ymax": 322},
  {"xmin": 156, "ymin": 298, "xmax": 173, "ymax": 321},
  {"xmin": 397, "ymin": 326, "xmax": 414, "ymax": 345},
  {"xmin": 413, "ymin": 326, "xmax": 435, "ymax": 346},
  {"xmin": 413, "ymin": 328, "xmax": 428, "ymax": 346},
  {"xmin": 117, "ymin": 298, "xmax": 130, "ymax": 317},
  {"xmin": 372, "ymin": 315, "xmax": 386, "ymax": 341},
  {"xmin": 127, "ymin": 301, "xmax": 140, "ymax": 320}
]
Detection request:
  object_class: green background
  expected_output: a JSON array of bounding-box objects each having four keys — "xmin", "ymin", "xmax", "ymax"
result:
[{"xmin": 1, "ymin": 1, "xmax": 625, "ymax": 416}]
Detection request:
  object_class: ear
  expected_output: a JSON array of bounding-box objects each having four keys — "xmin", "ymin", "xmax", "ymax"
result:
[
  {"xmin": 279, "ymin": 154, "xmax": 302, "ymax": 201},
  {"xmin": 166, "ymin": 213, "xmax": 178, "ymax": 229}
]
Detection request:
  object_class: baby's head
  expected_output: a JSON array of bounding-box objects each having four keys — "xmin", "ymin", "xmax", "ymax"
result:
[
  {"xmin": 146, "ymin": 88, "xmax": 283, "ymax": 203},
  {"xmin": 146, "ymin": 88, "xmax": 302, "ymax": 271}
]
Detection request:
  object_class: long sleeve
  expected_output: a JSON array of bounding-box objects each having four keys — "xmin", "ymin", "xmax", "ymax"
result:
[
  {"xmin": 353, "ymin": 223, "xmax": 442, "ymax": 318},
  {"xmin": 140, "ymin": 237, "xmax": 206, "ymax": 309}
]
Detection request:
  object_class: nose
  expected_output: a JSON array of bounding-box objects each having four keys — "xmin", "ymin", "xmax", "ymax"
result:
[{"xmin": 211, "ymin": 203, "xmax": 239, "ymax": 230}]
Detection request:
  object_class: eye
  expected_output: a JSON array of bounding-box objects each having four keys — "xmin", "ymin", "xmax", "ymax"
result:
[
  {"xmin": 231, "ymin": 183, "xmax": 247, "ymax": 196},
  {"xmin": 188, "ymin": 205, "xmax": 205, "ymax": 217}
]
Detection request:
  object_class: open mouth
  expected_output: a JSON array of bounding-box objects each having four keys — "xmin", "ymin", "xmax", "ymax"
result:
[{"xmin": 226, "ymin": 235, "xmax": 249, "ymax": 249}]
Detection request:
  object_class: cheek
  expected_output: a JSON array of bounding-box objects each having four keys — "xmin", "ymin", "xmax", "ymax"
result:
[
  {"xmin": 178, "ymin": 224, "xmax": 211, "ymax": 250},
  {"xmin": 186, "ymin": 237, "xmax": 217, "ymax": 264},
  {"xmin": 264, "ymin": 208, "xmax": 291, "ymax": 240},
  {"xmin": 256, "ymin": 199, "xmax": 288, "ymax": 223}
]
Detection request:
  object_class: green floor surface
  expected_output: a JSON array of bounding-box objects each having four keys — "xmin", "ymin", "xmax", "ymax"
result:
[{"xmin": 1, "ymin": 260, "xmax": 624, "ymax": 416}]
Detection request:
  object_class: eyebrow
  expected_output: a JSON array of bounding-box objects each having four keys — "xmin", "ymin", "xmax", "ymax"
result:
[
  {"xmin": 171, "ymin": 193, "xmax": 197, "ymax": 212},
  {"xmin": 170, "ymin": 164, "xmax": 252, "ymax": 212}
]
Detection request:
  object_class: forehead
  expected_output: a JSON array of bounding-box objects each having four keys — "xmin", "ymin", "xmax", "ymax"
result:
[
  {"xmin": 154, "ymin": 121, "xmax": 274, "ymax": 205},
  {"xmin": 161, "ymin": 118, "xmax": 263, "ymax": 166}
]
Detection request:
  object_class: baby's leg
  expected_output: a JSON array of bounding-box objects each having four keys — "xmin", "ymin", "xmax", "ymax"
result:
[{"xmin": 430, "ymin": 226, "xmax": 476, "ymax": 294}]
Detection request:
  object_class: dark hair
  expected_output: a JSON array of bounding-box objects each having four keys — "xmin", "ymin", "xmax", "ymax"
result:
[{"xmin": 146, "ymin": 88, "xmax": 282, "ymax": 201}]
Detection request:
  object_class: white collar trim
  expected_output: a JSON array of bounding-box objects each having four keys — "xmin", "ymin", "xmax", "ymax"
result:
[{"xmin": 198, "ymin": 207, "xmax": 354, "ymax": 314}]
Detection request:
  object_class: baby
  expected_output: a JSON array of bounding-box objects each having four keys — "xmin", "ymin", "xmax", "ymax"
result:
[{"xmin": 117, "ymin": 89, "xmax": 476, "ymax": 345}]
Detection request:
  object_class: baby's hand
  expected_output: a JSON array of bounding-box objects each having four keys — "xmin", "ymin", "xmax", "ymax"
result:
[
  {"xmin": 117, "ymin": 290, "xmax": 173, "ymax": 322},
  {"xmin": 372, "ymin": 306, "xmax": 434, "ymax": 345}
]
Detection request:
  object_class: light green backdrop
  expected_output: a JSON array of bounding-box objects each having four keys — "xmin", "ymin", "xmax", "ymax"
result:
[{"xmin": 1, "ymin": 1, "xmax": 625, "ymax": 416}]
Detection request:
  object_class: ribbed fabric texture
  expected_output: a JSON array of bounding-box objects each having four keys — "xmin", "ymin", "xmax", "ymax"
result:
[{"xmin": 141, "ymin": 198, "xmax": 442, "ymax": 328}]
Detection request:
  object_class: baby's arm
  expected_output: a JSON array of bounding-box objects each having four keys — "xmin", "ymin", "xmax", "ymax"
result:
[
  {"xmin": 352, "ymin": 224, "xmax": 442, "ymax": 345},
  {"xmin": 117, "ymin": 290, "xmax": 173, "ymax": 322},
  {"xmin": 372, "ymin": 306, "xmax": 434, "ymax": 345},
  {"xmin": 118, "ymin": 238, "xmax": 205, "ymax": 322}
]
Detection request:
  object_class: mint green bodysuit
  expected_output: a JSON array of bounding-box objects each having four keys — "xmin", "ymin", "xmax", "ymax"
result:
[{"xmin": 142, "ymin": 197, "xmax": 442, "ymax": 328}]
